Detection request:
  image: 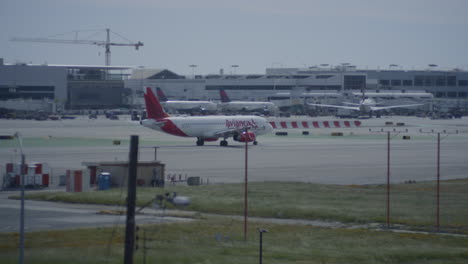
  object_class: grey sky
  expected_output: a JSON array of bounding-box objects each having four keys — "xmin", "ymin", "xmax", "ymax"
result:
[{"xmin": 1, "ymin": 0, "xmax": 467, "ymax": 75}]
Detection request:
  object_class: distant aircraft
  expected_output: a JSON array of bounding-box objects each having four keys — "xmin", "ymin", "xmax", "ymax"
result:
[
  {"xmin": 219, "ymin": 89, "xmax": 278, "ymax": 115},
  {"xmin": 308, "ymin": 92, "xmax": 423, "ymax": 116},
  {"xmin": 156, "ymin": 87, "xmax": 217, "ymax": 114},
  {"xmin": 142, "ymin": 87, "xmax": 273, "ymax": 146}
]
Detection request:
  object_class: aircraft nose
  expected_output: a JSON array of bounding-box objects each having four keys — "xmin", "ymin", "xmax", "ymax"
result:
[{"xmin": 266, "ymin": 123, "xmax": 273, "ymax": 133}]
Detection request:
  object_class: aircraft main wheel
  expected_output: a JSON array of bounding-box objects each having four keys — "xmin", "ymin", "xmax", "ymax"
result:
[
  {"xmin": 220, "ymin": 140, "xmax": 228, "ymax": 146},
  {"xmin": 196, "ymin": 138, "xmax": 204, "ymax": 146},
  {"xmin": 253, "ymin": 141, "xmax": 258, "ymax": 145}
]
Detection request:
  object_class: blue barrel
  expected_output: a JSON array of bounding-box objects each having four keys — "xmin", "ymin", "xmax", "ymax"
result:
[{"xmin": 98, "ymin": 172, "xmax": 111, "ymax": 190}]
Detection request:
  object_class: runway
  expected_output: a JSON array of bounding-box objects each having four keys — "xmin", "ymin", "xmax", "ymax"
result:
[{"xmin": 1, "ymin": 115, "xmax": 467, "ymax": 185}]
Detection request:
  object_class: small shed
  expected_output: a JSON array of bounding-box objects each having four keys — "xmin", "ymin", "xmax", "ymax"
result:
[{"xmin": 82, "ymin": 161, "xmax": 165, "ymax": 187}]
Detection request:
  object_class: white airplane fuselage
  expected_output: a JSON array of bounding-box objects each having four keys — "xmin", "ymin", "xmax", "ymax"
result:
[
  {"xmin": 219, "ymin": 102, "xmax": 277, "ymax": 113},
  {"xmin": 142, "ymin": 115, "xmax": 273, "ymax": 138},
  {"xmin": 161, "ymin": 101, "xmax": 217, "ymax": 112}
]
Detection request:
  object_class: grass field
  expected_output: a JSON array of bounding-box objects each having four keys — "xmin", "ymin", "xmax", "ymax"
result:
[
  {"xmin": 1, "ymin": 218, "xmax": 468, "ymax": 264},
  {"xmin": 17, "ymin": 179, "xmax": 468, "ymax": 233}
]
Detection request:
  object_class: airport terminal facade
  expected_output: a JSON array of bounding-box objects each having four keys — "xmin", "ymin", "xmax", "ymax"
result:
[
  {"xmin": 127, "ymin": 66, "xmax": 468, "ymax": 113},
  {"xmin": 1, "ymin": 58, "xmax": 468, "ymax": 114},
  {"xmin": 0, "ymin": 59, "xmax": 132, "ymax": 112}
]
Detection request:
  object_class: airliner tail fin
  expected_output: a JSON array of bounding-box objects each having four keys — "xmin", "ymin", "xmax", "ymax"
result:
[
  {"xmin": 156, "ymin": 87, "xmax": 169, "ymax": 102},
  {"xmin": 144, "ymin": 87, "xmax": 169, "ymax": 119},
  {"xmin": 219, "ymin": 89, "xmax": 231, "ymax": 103}
]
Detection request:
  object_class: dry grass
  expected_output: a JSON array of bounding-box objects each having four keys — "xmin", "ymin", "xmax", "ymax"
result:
[
  {"xmin": 1, "ymin": 218, "xmax": 467, "ymax": 264},
  {"xmin": 17, "ymin": 179, "xmax": 468, "ymax": 233}
]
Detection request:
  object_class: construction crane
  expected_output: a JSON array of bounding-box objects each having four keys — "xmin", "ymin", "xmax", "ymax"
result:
[{"xmin": 11, "ymin": 28, "xmax": 143, "ymax": 66}]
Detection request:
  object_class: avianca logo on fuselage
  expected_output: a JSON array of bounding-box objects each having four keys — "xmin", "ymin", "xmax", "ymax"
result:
[{"xmin": 225, "ymin": 119, "xmax": 258, "ymax": 129}]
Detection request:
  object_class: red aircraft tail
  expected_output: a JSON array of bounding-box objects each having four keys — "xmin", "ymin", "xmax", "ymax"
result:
[
  {"xmin": 219, "ymin": 89, "xmax": 231, "ymax": 103},
  {"xmin": 144, "ymin": 87, "xmax": 169, "ymax": 119},
  {"xmin": 156, "ymin": 87, "xmax": 169, "ymax": 102}
]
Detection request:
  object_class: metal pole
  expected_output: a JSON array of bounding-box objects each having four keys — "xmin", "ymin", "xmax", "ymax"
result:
[
  {"xmin": 258, "ymin": 229, "xmax": 268, "ymax": 264},
  {"xmin": 259, "ymin": 231, "xmax": 263, "ymax": 264},
  {"xmin": 124, "ymin": 135, "xmax": 139, "ymax": 264},
  {"xmin": 386, "ymin": 131, "xmax": 390, "ymax": 228},
  {"xmin": 19, "ymin": 153, "xmax": 25, "ymax": 264},
  {"xmin": 244, "ymin": 137, "xmax": 248, "ymax": 241},
  {"xmin": 143, "ymin": 229, "xmax": 147, "ymax": 264},
  {"xmin": 436, "ymin": 132, "xmax": 440, "ymax": 232}
]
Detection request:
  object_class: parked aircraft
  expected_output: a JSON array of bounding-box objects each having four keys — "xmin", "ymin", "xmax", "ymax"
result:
[
  {"xmin": 142, "ymin": 87, "xmax": 273, "ymax": 146},
  {"xmin": 308, "ymin": 94, "xmax": 423, "ymax": 116},
  {"xmin": 218, "ymin": 89, "xmax": 278, "ymax": 115},
  {"xmin": 156, "ymin": 87, "xmax": 217, "ymax": 114}
]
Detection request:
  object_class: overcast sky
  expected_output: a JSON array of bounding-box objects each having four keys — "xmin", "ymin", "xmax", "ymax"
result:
[{"xmin": 1, "ymin": 0, "xmax": 467, "ymax": 75}]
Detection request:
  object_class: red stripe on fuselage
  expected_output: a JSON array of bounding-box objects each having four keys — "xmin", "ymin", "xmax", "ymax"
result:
[
  {"xmin": 302, "ymin": 121, "xmax": 309, "ymax": 128},
  {"xmin": 269, "ymin": 121, "xmax": 277, "ymax": 129}
]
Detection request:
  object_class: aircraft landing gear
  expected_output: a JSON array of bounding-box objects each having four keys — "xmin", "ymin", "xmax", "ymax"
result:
[
  {"xmin": 220, "ymin": 140, "xmax": 228, "ymax": 147},
  {"xmin": 253, "ymin": 141, "xmax": 258, "ymax": 145},
  {"xmin": 196, "ymin": 138, "xmax": 205, "ymax": 146}
]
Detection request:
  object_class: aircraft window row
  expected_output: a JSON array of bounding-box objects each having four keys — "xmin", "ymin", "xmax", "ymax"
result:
[
  {"xmin": 206, "ymin": 85, "xmax": 294, "ymax": 91},
  {"xmin": 183, "ymin": 122, "xmax": 226, "ymax": 126}
]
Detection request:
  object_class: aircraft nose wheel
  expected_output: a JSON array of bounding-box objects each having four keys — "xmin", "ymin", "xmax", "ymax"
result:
[
  {"xmin": 220, "ymin": 140, "xmax": 228, "ymax": 146},
  {"xmin": 253, "ymin": 141, "xmax": 258, "ymax": 145}
]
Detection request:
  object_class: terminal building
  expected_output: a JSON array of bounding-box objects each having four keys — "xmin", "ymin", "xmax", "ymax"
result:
[
  {"xmin": 0, "ymin": 59, "xmax": 132, "ymax": 112},
  {"xmin": 1, "ymin": 58, "xmax": 468, "ymax": 115},
  {"xmin": 126, "ymin": 66, "xmax": 468, "ymax": 114}
]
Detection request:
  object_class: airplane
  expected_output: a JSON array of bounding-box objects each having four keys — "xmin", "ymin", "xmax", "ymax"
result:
[
  {"xmin": 307, "ymin": 91, "xmax": 424, "ymax": 116},
  {"xmin": 156, "ymin": 87, "xmax": 217, "ymax": 114},
  {"xmin": 141, "ymin": 87, "xmax": 273, "ymax": 146},
  {"xmin": 218, "ymin": 89, "xmax": 278, "ymax": 115}
]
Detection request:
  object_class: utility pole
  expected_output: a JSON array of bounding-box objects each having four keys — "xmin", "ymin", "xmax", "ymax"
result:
[
  {"xmin": 369, "ymin": 128, "xmax": 408, "ymax": 228},
  {"xmin": 124, "ymin": 135, "xmax": 139, "ymax": 264},
  {"xmin": 258, "ymin": 229, "xmax": 268, "ymax": 264},
  {"xmin": 244, "ymin": 131, "xmax": 249, "ymax": 241},
  {"xmin": 419, "ymin": 129, "xmax": 458, "ymax": 232}
]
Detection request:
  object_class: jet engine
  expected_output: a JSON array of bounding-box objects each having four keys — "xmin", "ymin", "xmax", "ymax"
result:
[{"xmin": 235, "ymin": 131, "xmax": 256, "ymax": 142}]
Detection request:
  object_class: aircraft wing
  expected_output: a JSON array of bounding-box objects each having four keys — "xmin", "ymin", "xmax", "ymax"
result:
[
  {"xmin": 307, "ymin": 103, "xmax": 360, "ymax": 111},
  {"xmin": 370, "ymin": 103, "xmax": 424, "ymax": 111},
  {"xmin": 342, "ymin": 102, "xmax": 361, "ymax": 106}
]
